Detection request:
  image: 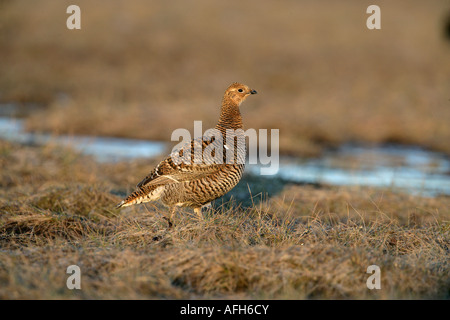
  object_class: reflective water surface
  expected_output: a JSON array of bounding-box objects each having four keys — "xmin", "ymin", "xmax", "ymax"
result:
[
  {"xmin": 0, "ymin": 117, "xmax": 166, "ymax": 162},
  {"xmin": 1, "ymin": 117, "xmax": 449, "ymax": 197}
]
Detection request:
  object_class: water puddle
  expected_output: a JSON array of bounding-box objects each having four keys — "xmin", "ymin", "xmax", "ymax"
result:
[
  {"xmin": 248, "ymin": 145, "xmax": 450, "ymax": 197},
  {"xmin": 1, "ymin": 117, "xmax": 449, "ymax": 197},
  {"xmin": 0, "ymin": 117, "xmax": 166, "ymax": 162}
]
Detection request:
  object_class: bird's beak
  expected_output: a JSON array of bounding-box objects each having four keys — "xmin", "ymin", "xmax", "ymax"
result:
[{"xmin": 250, "ymin": 89, "xmax": 257, "ymax": 94}]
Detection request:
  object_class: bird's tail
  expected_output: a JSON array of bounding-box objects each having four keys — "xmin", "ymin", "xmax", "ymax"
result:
[
  {"xmin": 115, "ymin": 193, "xmax": 136, "ymax": 209},
  {"xmin": 115, "ymin": 199, "xmax": 130, "ymax": 209},
  {"xmin": 116, "ymin": 187, "xmax": 163, "ymax": 209}
]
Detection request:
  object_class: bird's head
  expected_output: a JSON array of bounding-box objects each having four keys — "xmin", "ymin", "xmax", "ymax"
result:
[{"xmin": 224, "ymin": 82, "xmax": 257, "ymax": 106}]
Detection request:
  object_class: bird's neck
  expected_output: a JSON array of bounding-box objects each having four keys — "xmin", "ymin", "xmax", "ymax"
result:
[{"xmin": 215, "ymin": 97, "xmax": 243, "ymax": 134}]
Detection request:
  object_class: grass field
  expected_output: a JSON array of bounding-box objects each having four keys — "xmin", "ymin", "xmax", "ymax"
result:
[
  {"xmin": 0, "ymin": 0, "xmax": 449, "ymax": 300},
  {"xmin": 0, "ymin": 140, "xmax": 448, "ymax": 299}
]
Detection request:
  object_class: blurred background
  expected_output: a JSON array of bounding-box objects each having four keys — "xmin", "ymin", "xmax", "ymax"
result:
[{"xmin": 0, "ymin": 0, "xmax": 449, "ymax": 157}]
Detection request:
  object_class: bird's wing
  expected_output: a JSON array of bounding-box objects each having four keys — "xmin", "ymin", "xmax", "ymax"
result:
[{"xmin": 136, "ymin": 135, "xmax": 227, "ymax": 188}]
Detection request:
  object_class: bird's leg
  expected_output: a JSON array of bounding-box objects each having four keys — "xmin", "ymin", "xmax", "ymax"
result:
[
  {"xmin": 169, "ymin": 206, "xmax": 176, "ymax": 221},
  {"xmin": 162, "ymin": 216, "xmax": 172, "ymax": 228},
  {"xmin": 194, "ymin": 207, "xmax": 203, "ymax": 221},
  {"xmin": 163, "ymin": 207, "xmax": 176, "ymax": 228}
]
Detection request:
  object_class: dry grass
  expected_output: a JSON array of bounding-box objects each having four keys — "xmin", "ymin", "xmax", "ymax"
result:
[
  {"xmin": 0, "ymin": 140, "xmax": 448, "ymax": 299},
  {"xmin": 0, "ymin": 0, "xmax": 449, "ymax": 300},
  {"xmin": 1, "ymin": 0, "xmax": 450, "ymax": 156}
]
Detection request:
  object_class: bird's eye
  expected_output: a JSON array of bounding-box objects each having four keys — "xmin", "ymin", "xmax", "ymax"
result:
[{"xmin": 238, "ymin": 89, "xmax": 243, "ymax": 92}]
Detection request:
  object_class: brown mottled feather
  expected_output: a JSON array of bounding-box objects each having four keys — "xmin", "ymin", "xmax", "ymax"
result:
[{"xmin": 116, "ymin": 82, "xmax": 257, "ymax": 212}]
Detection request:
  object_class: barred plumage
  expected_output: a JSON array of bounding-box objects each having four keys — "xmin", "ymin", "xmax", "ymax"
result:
[{"xmin": 116, "ymin": 82, "xmax": 257, "ymax": 221}]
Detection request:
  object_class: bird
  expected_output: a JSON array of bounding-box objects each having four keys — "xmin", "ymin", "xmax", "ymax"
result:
[{"xmin": 116, "ymin": 82, "xmax": 257, "ymax": 224}]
